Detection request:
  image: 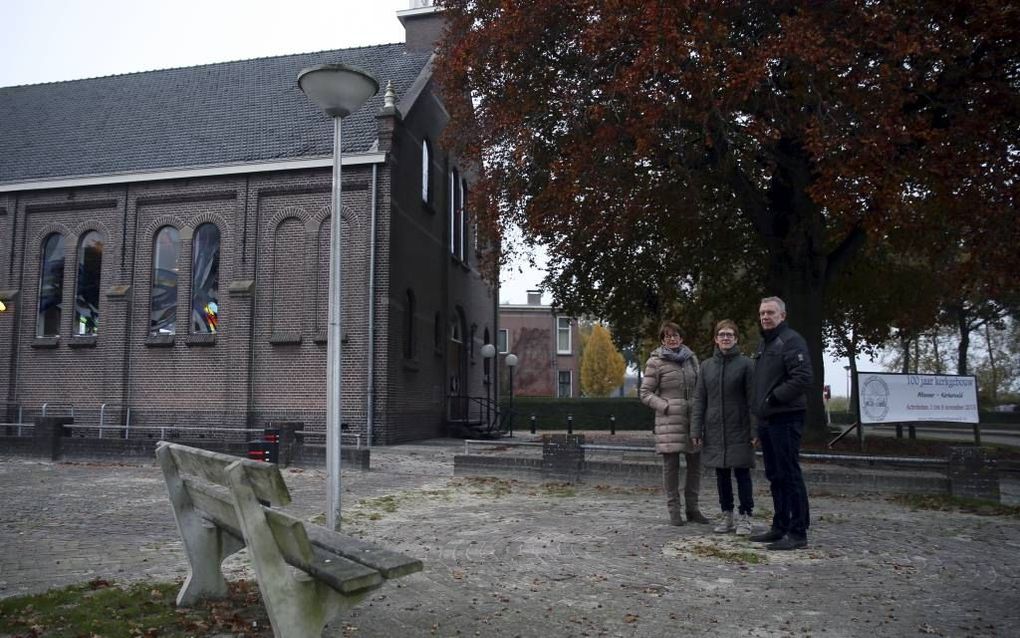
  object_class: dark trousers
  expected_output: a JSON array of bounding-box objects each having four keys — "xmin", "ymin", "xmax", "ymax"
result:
[
  {"xmin": 715, "ymin": 467, "xmax": 754, "ymax": 515},
  {"xmin": 758, "ymin": 413, "xmax": 810, "ymax": 538}
]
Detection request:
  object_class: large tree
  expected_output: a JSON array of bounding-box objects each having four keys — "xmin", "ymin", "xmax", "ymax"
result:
[{"xmin": 437, "ymin": 0, "xmax": 1019, "ymax": 435}]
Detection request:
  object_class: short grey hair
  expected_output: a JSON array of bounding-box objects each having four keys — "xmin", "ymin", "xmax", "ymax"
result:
[{"xmin": 760, "ymin": 296, "xmax": 786, "ymax": 313}]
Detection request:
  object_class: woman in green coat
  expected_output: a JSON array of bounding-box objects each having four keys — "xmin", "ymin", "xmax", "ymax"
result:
[{"xmin": 691, "ymin": 319, "xmax": 757, "ymax": 535}]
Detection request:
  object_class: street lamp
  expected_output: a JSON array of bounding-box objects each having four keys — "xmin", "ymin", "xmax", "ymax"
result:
[
  {"xmin": 505, "ymin": 353, "xmax": 519, "ymax": 433},
  {"xmin": 481, "ymin": 343, "xmax": 496, "ymax": 429},
  {"xmin": 843, "ymin": 365, "xmax": 852, "ymax": 412},
  {"xmin": 298, "ymin": 63, "xmax": 378, "ymax": 531}
]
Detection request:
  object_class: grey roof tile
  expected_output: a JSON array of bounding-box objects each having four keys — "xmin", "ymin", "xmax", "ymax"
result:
[{"xmin": 0, "ymin": 43, "xmax": 430, "ymax": 185}]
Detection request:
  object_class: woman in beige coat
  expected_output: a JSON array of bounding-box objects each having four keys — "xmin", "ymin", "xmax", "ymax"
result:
[{"xmin": 639, "ymin": 321, "xmax": 708, "ymax": 525}]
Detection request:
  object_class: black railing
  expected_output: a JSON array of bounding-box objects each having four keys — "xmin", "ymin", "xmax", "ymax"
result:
[{"xmin": 447, "ymin": 395, "xmax": 508, "ymax": 438}]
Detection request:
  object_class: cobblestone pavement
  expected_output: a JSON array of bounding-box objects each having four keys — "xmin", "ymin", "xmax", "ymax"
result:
[{"xmin": 2, "ymin": 440, "xmax": 1018, "ymax": 637}]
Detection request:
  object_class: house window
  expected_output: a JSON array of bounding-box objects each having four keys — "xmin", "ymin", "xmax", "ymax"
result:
[
  {"xmin": 469, "ymin": 323, "xmax": 477, "ymax": 361},
  {"xmin": 497, "ymin": 328, "xmax": 509, "ymax": 354},
  {"xmin": 404, "ymin": 289, "xmax": 416, "ymax": 359},
  {"xmin": 191, "ymin": 223, "xmax": 220, "ymax": 334},
  {"xmin": 74, "ymin": 231, "xmax": 103, "ymax": 336},
  {"xmin": 557, "ymin": 317, "xmax": 572, "ymax": 354},
  {"xmin": 37, "ymin": 233, "xmax": 65, "ymax": 337},
  {"xmin": 421, "ymin": 140, "xmax": 431, "ymax": 204},
  {"xmin": 150, "ymin": 226, "xmax": 180, "ymax": 335},
  {"xmin": 558, "ymin": 370, "xmax": 572, "ymax": 398}
]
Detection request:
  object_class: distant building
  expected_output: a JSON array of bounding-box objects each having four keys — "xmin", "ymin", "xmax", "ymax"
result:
[
  {"xmin": 498, "ymin": 291, "xmax": 579, "ymax": 398},
  {"xmin": 0, "ymin": 3, "xmax": 495, "ymax": 444}
]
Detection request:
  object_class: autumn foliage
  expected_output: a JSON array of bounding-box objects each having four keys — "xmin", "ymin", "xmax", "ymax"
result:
[{"xmin": 436, "ymin": 0, "xmax": 1019, "ymax": 431}]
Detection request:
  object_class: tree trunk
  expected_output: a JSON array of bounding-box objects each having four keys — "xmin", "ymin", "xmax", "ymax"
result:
[
  {"xmin": 956, "ymin": 308, "xmax": 970, "ymax": 375},
  {"xmin": 900, "ymin": 334, "xmax": 911, "ymax": 374},
  {"xmin": 985, "ymin": 323, "xmax": 998, "ymax": 403},
  {"xmin": 758, "ymin": 138, "xmax": 835, "ymax": 441}
]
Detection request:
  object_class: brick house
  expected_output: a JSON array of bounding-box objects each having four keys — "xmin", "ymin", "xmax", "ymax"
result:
[
  {"xmin": 498, "ymin": 291, "xmax": 580, "ymax": 398},
  {"xmin": 0, "ymin": 3, "xmax": 496, "ymax": 444}
]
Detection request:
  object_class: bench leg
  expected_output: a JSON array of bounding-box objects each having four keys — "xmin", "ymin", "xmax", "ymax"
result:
[
  {"xmin": 156, "ymin": 443, "xmax": 244, "ymax": 606},
  {"xmin": 225, "ymin": 462, "xmax": 367, "ymax": 637}
]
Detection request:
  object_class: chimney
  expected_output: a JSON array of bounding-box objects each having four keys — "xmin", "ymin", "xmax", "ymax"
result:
[
  {"xmin": 526, "ymin": 290, "xmax": 543, "ymax": 306},
  {"xmin": 398, "ymin": 1, "xmax": 445, "ymax": 53}
]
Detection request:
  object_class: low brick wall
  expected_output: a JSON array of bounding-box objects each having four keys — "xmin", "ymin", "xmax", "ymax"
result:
[
  {"xmin": 454, "ymin": 434, "xmax": 960, "ymax": 498},
  {"xmin": 0, "ymin": 419, "xmax": 370, "ymax": 471}
]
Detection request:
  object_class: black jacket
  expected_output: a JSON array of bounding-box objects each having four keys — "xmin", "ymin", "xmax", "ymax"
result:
[{"xmin": 751, "ymin": 321, "xmax": 813, "ymax": 420}]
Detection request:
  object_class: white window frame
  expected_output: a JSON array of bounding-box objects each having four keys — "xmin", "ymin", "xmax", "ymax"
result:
[
  {"xmin": 556, "ymin": 317, "xmax": 572, "ymax": 354},
  {"xmin": 497, "ymin": 328, "xmax": 509, "ymax": 354}
]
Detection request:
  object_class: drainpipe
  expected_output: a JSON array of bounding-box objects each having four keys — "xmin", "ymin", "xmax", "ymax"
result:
[{"xmin": 366, "ymin": 164, "xmax": 378, "ymax": 448}]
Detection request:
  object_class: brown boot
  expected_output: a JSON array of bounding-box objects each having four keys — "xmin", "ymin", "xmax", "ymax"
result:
[{"xmin": 686, "ymin": 510, "xmax": 710, "ymax": 524}]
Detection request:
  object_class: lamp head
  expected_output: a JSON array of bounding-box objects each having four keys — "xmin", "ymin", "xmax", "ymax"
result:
[
  {"xmin": 298, "ymin": 63, "xmax": 379, "ymax": 118},
  {"xmin": 505, "ymin": 353, "xmax": 519, "ymax": 368},
  {"xmin": 481, "ymin": 343, "xmax": 496, "ymax": 359}
]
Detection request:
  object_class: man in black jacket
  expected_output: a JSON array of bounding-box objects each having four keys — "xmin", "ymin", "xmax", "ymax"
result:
[{"xmin": 748, "ymin": 296, "xmax": 814, "ymax": 550}]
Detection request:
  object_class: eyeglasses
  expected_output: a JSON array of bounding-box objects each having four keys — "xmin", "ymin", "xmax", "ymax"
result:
[{"xmin": 716, "ymin": 332, "xmax": 736, "ymax": 339}]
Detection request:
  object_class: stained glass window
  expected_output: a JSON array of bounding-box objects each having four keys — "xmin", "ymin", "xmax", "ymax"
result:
[
  {"xmin": 150, "ymin": 226, "xmax": 179, "ymax": 335},
  {"xmin": 37, "ymin": 233, "xmax": 65, "ymax": 337},
  {"xmin": 191, "ymin": 223, "xmax": 220, "ymax": 334},
  {"xmin": 74, "ymin": 231, "xmax": 103, "ymax": 335}
]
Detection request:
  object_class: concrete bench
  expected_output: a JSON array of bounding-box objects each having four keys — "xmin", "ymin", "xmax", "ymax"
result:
[{"xmin": 156, "ymin": 441, "xmax": 422, "ymax": 637}]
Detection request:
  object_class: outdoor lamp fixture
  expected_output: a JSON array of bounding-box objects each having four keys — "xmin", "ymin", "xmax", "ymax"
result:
[
  {"xmin": 0, "ymin": 300, "xmax": 6, "ymax": 313},
  {"xmin": 298, "ymin": 63, "xmax": 379, "ymax": 531},
  {"xmin": 481, "ymin": 344, "xmax": 496, "ymax": 427},
  {"xmin": 505, "ymin": 353, "xmax": 519, "ymax": 432}
]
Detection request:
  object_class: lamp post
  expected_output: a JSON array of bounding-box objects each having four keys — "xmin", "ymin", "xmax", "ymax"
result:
[
  {"xmin": 843, "ymin": 365, "xmax": 851, "ymax": 411},
  {"xmin": 298, "ymin": 63, "xmax": 378, "ymax": 531},
  {"xmin": 481, "ymin": 343, "xmax": 496, "ymax": 428},
  {"xmin": 505, "ymin": 353, "xmax": 518, "ymax": 433}
]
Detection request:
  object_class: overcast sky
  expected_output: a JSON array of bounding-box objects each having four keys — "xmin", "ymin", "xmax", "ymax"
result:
[{"xmin": 1, "ymin": 0, "xmax": 863, "ymax": 390}]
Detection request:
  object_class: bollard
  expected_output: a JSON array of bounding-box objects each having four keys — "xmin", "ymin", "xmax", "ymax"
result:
[
  {"xmin": 610, "ymin": 414, "xmax": 616, "ymax": 435},
  {"xmin": 567, "ymin": 414, "xmax": 573, "ymax": 435},
  {"xmin": 530, "ymin": 414, "xmax": 537, "ymax": 435},
  {"xmin": 895, "ymin": 423, "xmax": 903, "ymax": 439}
]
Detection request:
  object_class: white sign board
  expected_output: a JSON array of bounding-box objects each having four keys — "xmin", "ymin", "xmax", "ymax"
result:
[{"xmin": 857, "ymin": 373, "xmax": 979, "ymax": 424}]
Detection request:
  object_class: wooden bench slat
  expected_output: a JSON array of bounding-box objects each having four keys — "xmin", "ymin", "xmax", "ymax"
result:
[
  {"xmin": 161, "ymin": 441, "xmax": 291, "ymax": 506},
  {"xmin": 303, "ymin": 523, "xmax": 424, "ymax": 579},
  {"xmin": 183, "ymin": 479, "xmax": 394, "ymax": 594}
]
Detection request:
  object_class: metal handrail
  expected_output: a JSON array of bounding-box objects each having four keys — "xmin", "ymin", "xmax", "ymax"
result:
[
  {"xmin": 98, "ymin": 403, "xmax": 132, "ymax": 439},
  {"xmin": 41, "ymin": 402, "xmax": 74, "ymax": 418}
]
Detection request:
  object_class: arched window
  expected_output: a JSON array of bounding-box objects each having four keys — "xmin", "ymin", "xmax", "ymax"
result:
[
  {"xmin": 433, "ymin": 311, "xmax": 442, "ymax": 352},
  {"xmin": 191, "ymin": 223, "xmax": 220, "ymax": 334},
  {"xmin": 74, "ymin": 231, "xmax": 103, "ymax": 335},
  {"xmin": 404, "ymin": 289, "xmax": 417, "ymax": 359},
  {"xmin": 37, "ymin": 233, "xmax": 65, "ymax": 337},
  {"xmin": 469, "ymin": 323, "xmax": 477, "ymax": 361},
  {"xmin": 421, "ymin": 139, "xmax": 431, "ymax": 203},
  {"xmin": 150, "ymin": 226, "xmax": 180, "ymax": 335}
]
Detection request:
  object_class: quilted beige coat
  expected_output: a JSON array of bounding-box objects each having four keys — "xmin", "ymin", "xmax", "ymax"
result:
[{"xmin": 639, "ymin": 346, "xmax": 700, "ymax": 454}]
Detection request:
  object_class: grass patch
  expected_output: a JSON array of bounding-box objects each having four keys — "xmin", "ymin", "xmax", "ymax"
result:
[
  {"xmin": 889, "ymin": 493, "xmax": 1020, "ymax": 518},
  {"xmin": 691, "ymin": 545, "xmax": 766, "ymax": 564},
  {"xmin": 455, "ymin": 476, "xmax": 516, "ymax": 498},
  {"xmin": 0, "ymin": 578, "xmax": 272, "ymax": 637},
  {"xmin": 541, "ymin": 482, "xmax": 577, "ymax": 497}
]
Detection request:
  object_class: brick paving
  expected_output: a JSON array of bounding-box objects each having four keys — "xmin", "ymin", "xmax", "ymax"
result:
[{"xmin": 2, "ymin": 440, "xmax": 1018, "ymax": 637}]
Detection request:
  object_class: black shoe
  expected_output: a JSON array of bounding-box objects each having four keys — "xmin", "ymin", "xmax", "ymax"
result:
[
  {"xmin": 748, "ymin": 528, "xmax": 785, "ymax": 543},
  {"xmin": 766, "ymin": 535, "xmax": 808, "ymax": 551},
  {"xmin": 686, "ymin": 510, "xmax": 710, "ymax": 524}
]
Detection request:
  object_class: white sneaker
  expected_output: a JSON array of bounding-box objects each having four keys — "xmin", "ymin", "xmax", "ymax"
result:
[
  {"xmin": 712, "ymin": 511, "xmax": 735, "ymax": 533},
  {"xmin": 735, "ymin": 513, "xmax": 753, "ymax": 536}
]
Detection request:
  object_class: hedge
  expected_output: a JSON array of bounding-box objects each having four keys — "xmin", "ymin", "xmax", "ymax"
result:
[{"xmin": 498, "ymin": 398, "xmax": 1019, "ymax": 431}]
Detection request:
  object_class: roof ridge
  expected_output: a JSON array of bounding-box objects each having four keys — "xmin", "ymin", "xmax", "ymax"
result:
[{"xmin": 1, "ymin": 41, "xmax": 410, "ymax": 90}]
